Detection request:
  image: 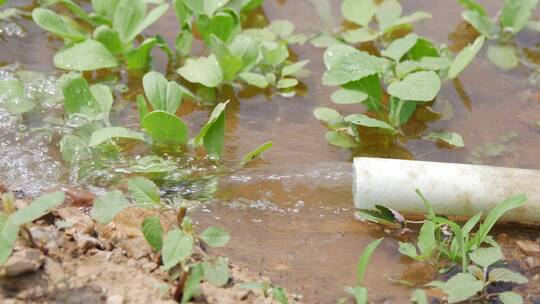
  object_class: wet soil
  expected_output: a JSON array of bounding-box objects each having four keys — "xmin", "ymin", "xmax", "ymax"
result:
[{"xmin": 2, "ymin": 0, "xmax": 540, "ymax": 303}]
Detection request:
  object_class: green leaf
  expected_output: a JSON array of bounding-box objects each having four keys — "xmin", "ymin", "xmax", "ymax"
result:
[
  {"xmin": 89, "ymin": 127, "xmax": 148, "ymax": 146},
  {"xmin": 396, "ymin": 57, "xmax": 451, "ymax": 78},
  {"xmin": 342, "ymin": 28, "xmax": 380, "ymax": 44},
  {"xmin": 461, "ymin": 10, "xmax": 497, "ymax": 39},
  {"xmin": 94, "ymin": 26, "xmax": 123, "ymax": 55},
  {"xmin": 241, "ymin": 141, "xmax": 273, "ymax": 165},
  {"xmin": 469, "ymin": 246, "xmax": 503, "ymax": 268},
  {"xmin": 282, "ymin": 60, "xmax": 309, "ymax": 77},
  {"xmin": 92, "ymin": 0, "xmax": 120, "ymax": 18},
  {"xmin": 262, "ymin": 44, "xmax": 289, "ymax": 67},
  {"xmin": 411, "ymin": 289, "xmax": 428, "ymax": 304},
  {"xmin": 239, "ymin": 72, "xmax": 269, "ymax": 88},
  {"xmin": 142, "ymin": 111, "xmax": 189, "ymax": 145},
  {"xmin": 269, "ymin": 19, "xmax": 294, "ymax": 38},
  {"xmin": 388, "ymin": 71, "xmax": 441, "ymax": 101},
  {"xmin": 448, "ymin": 35, "xmax": 485, "ymax": 79},
  {"xmin": 113, "ymin": 0, "xmax": 168, "ymax": 43},
  {"xmin": 0, "ymin": 215, "xmax": 19, "ymax": 266},
  {"xmin": 376, "ymin": 0, "xmax": 402, "ymax": 30},
  {"xmin": 128, "ymin": 177, "xmax": 160, "ymax": 206},
  {"xmin": 489, "ymin": 268, "xmax": 528, "ymax": 284},
  {"xmin": 184, "ymin": 0, "xmax": 229, "ymax": 16},
  {"xmin": 143, "ymin": 71, "xmax": 183, "ymax": 114},
  {"xmin": 200, "ymin": 227, "xmax": 230, "ymax": 248},
  {"xmin": 341, "ymin": 0, "xmax": 376, "ymax": 27},
  {"xmin": 276, "ymin": 78, "xmax": 298, "ymax": 89},
  {"xmin": 487, "ymin": 45, "xmax": 519, "ymax": 70},
  {"xmin": 383, "ymin": 11, "xmax": 431, "ymax": 32},
  {"xmin": 11, "ymin": 192, "xmax": 65, "ymax": 225},
  {"xmin": 177, "ymin": 55, "xmax": 223, "ymax": 87},
  {"xmin": 457, "ymin": 0, "xmax": 487, "ymax": 16},
  {"xmin": 344, "ymin": 74, "xmax": 382, "ymax": 112},
  {"xmin": 325, "ymin": 131, "xmax": 359, "ymax": 148},
  {"xmin": 196, "ymin": 10, "xmax": 240, "ymax": 45},
  {"xmin": 32, "ymin": 8, "xmax": 87, "ymax": 41},
  {"xmin": 345, "ymin": 114, "xmax": 394, "ymax": 131},
  {"xmin": 357, "ymin": 238, "xmax": 383, "ymax": 286},
  {"xmin": 181, "ymin": 263, "xmax": 204, "ymax": 304},
  {"xmin": 313, "ymin": 107, "xmax": 344, "ymax": 125},
  {"xmin": 91, "ymin": 190, "xmax": 130, "ymax": 224},
  {"xmin": 54, "ymin": 39, "xmax": 118, "ymax": 71},
  {"xmin": 345, "ymin": 286, "xmax": 367, "ymax": 304},
  {"xmin": 473, "ymin": 194, "xmax": 527, "ymax": 247},
  {"xmin": 125, "ymin": 37, "xmax": 159, "ymax": 70},
  {"xmin": 323, "ymin": 46, "xmax": 381, "ymax": 86},
  {"xmin": 500, "ymin": 0, "xmax": 539, "ymax": 34},
  {"xmin": 331, "ymin": 89, "xmax": 368, "ymax": 104},
  {"xmin": 90, "ymin": 84, "xmax": 113, "ymax": 122},
  {"xmin": 141, "ymin": 216, "xmax": 163, "ymax": 251},
  {"xmin": 162, "ymin": 228, "xmax": 194, "ymax": 270},
  {"xmin": 210, "ymin": 35, "xmax": 244, "ymax": 82},
  {"xmin": 193, "ymin": 102, "xmax": 227, "ymax": 158},
  {"xmin": 132, "ymin": 3, "xmax": 169, "ymax": 41},
  {"xmin": 417, "ymin": 220, "xmax": 436, "ymax": 259},
  {"xmin": 499, "ymin": 291, "xmax": 523, "ymax": 304},
  {"xmin": 381, "ymin": 33, "xmax": 418, "ymax": 61},
  {"xmin": 63, "ymin": 77, "xmax": 101, "ymax": 118},
  {"xmin": 429, "ymin": 273, "xmax": 483, "ymax": 303},
  {"xmin": 424, "ymin": 132, "xmax": 465, "ymax": 147},
  {"xmin": 272, "ymin": 287, "xmax": 289, "ymax": 304},
  {"xmin": 407, "ymin": 38, "xmax": 440, "ymax": 60},
  {"xmin": 202, "ymin": 257, "xmax": 230, "ymax": 287},
  {"xmin": 0, "ymin": 79, "xmax": 34, "ymax": 114},
  {"xmin": 398, "ymin": 242, "xmax": 419, "ymax": 260}
]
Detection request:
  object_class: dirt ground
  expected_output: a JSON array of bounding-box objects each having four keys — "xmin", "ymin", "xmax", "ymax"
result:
[{"xmin": 0, "ymin": 201, "xmax": 302, "ymax": 304}]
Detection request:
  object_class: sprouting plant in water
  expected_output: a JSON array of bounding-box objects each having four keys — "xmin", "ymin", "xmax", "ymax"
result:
[
  {"xmin": 173, "ymin": 0, "xmax": 310, "ymax": 98},
  {"xmin": 311, "ymin": 0, "xmax": 432, "ymax": 48},
  {"xmin": 422, "ymin": 246, "xmax": 528, "ymax": 303},
  {"xmin": 32, "ymin": 0, "xmax": 170, "ymax": 71},
  {"xmin": 337, "ymin": 238, "xmax": 383, "ymax": 304},
  {"xmin": 457, "ymin": 0, "xmax": 539, "ymax": 70},
  {"xmin": 239, "ymin": 280, "xmax": 292, "ymax": 304},
  {"xmin": 357, "ymin": 191, "xmax": 528, "ymax": 303},
  {"xmin": 91, "ymin": 176, "xmax": 232, "ymax": 303},
  {"xmin": 0, "ymin": 191, "xmax": 65, "ymax": 265},
  {"xmin": 314, "ymin": 33, "xmax": 483, "ymax": 149}
]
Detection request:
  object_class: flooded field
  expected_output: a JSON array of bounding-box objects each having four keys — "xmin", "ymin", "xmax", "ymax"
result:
[{"xmin": 2, "ymin": 0, "xmax": 540, "ymax": 303}]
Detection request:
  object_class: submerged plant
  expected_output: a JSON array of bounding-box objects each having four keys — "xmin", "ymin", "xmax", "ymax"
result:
[
  {"xmin": 92, "ymin": 177, "xmax": 232, "ymax": 303},
  {"xmin": 311, "ymin": 0, "xmax": 432, "ymax": 47},
  {"xmin": 314, "ymin": 34, "xmax": 482, "ymax": 148},
  {"xmin": 458, "ymin": 0, "xmax": 539, "ymax": 70},
  {"xmin": 337, "ymin": 238, "xmax": 383, "ymax": 304},
  {"xmin": 173, "ymin": 0, "xmax": 310, "ymax": 98},
  {"xmin": 32, "ymin": 0, "xmax": 170, "ymax": 71}
]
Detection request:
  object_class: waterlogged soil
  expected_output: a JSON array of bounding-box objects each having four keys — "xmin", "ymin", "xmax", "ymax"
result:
[{"xmin": 2, "ymin": 0, "xmax": 540, "ymax": 303}]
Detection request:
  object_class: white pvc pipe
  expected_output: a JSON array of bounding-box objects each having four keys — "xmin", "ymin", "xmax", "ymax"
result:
[{"xmin": 353, "ymin": 157, "xmax": 540, "ymax": 224}]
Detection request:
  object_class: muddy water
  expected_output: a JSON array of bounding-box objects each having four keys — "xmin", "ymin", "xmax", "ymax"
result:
[{"xmin": 2, "ymin": 0, "xmax": 540, "ymax": 303}]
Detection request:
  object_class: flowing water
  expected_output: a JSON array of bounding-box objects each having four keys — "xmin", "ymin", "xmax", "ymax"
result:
[{"xmin": 2, "ymin": 0, "xmax": 540, "ymax": 303}]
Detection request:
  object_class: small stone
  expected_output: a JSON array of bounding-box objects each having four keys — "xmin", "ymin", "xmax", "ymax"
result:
[
  {"xmin": 118, "ymin": 237, "xmax": 153, "ymax": 259},
  {"xmin": 75, "ymin": 233, "xmax": 102, "ymax": 251},
  {"xmin": 56, "ymin": 207, "xmax": 94, "ymax": 235},
  {"xmin": 517, "ymin": 240, "xmax": 540, "ymax": 256},
  {"xmin": 3, "ymin": 248, "xmax": 43, "ymax": 276},
  {"xmin": 106, "ymin": 295, "xmax": 124, "ymax": 304},
  {"xmin": 141, "ymin": 261, "xmax": 157, "ymax": 273}
]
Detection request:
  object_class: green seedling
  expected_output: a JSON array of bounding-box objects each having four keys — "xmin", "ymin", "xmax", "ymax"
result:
[
  {"xmin": 458, "ymin": 0, "xmax": 539, "ymax": 70},
  {"xmin": 311, "ymin": 0, "xmax": 431, "ymax": 47},
  {"xmin": 425, "ymin": 246, "xmax": 528, "ymax": 303},
  {"xmin": 32, "ymin": 0, "xmax": 170, "ymax": 71},
  {"xmin": 0, "ymin": 191, "xmax": 65, "ymax": 265},
  {"xmin": 240, "ymin": 280, "xmax": 292, "ymax": 304},
  {"xmin": 92, "ymin": 177, "xmax": 232, "ymax": 303},
  {"xmin": 337, "ymin": 238, "xmax": 383, "ymax": 304},
  {"xmin": 314, "ymin": 34, "xmax": 480, "ymax": 148}
]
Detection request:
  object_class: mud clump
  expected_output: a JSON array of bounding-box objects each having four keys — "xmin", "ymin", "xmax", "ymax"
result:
[{"xmin": 0, "ymin": 206, "xmax": 300, "ymax": 304}]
